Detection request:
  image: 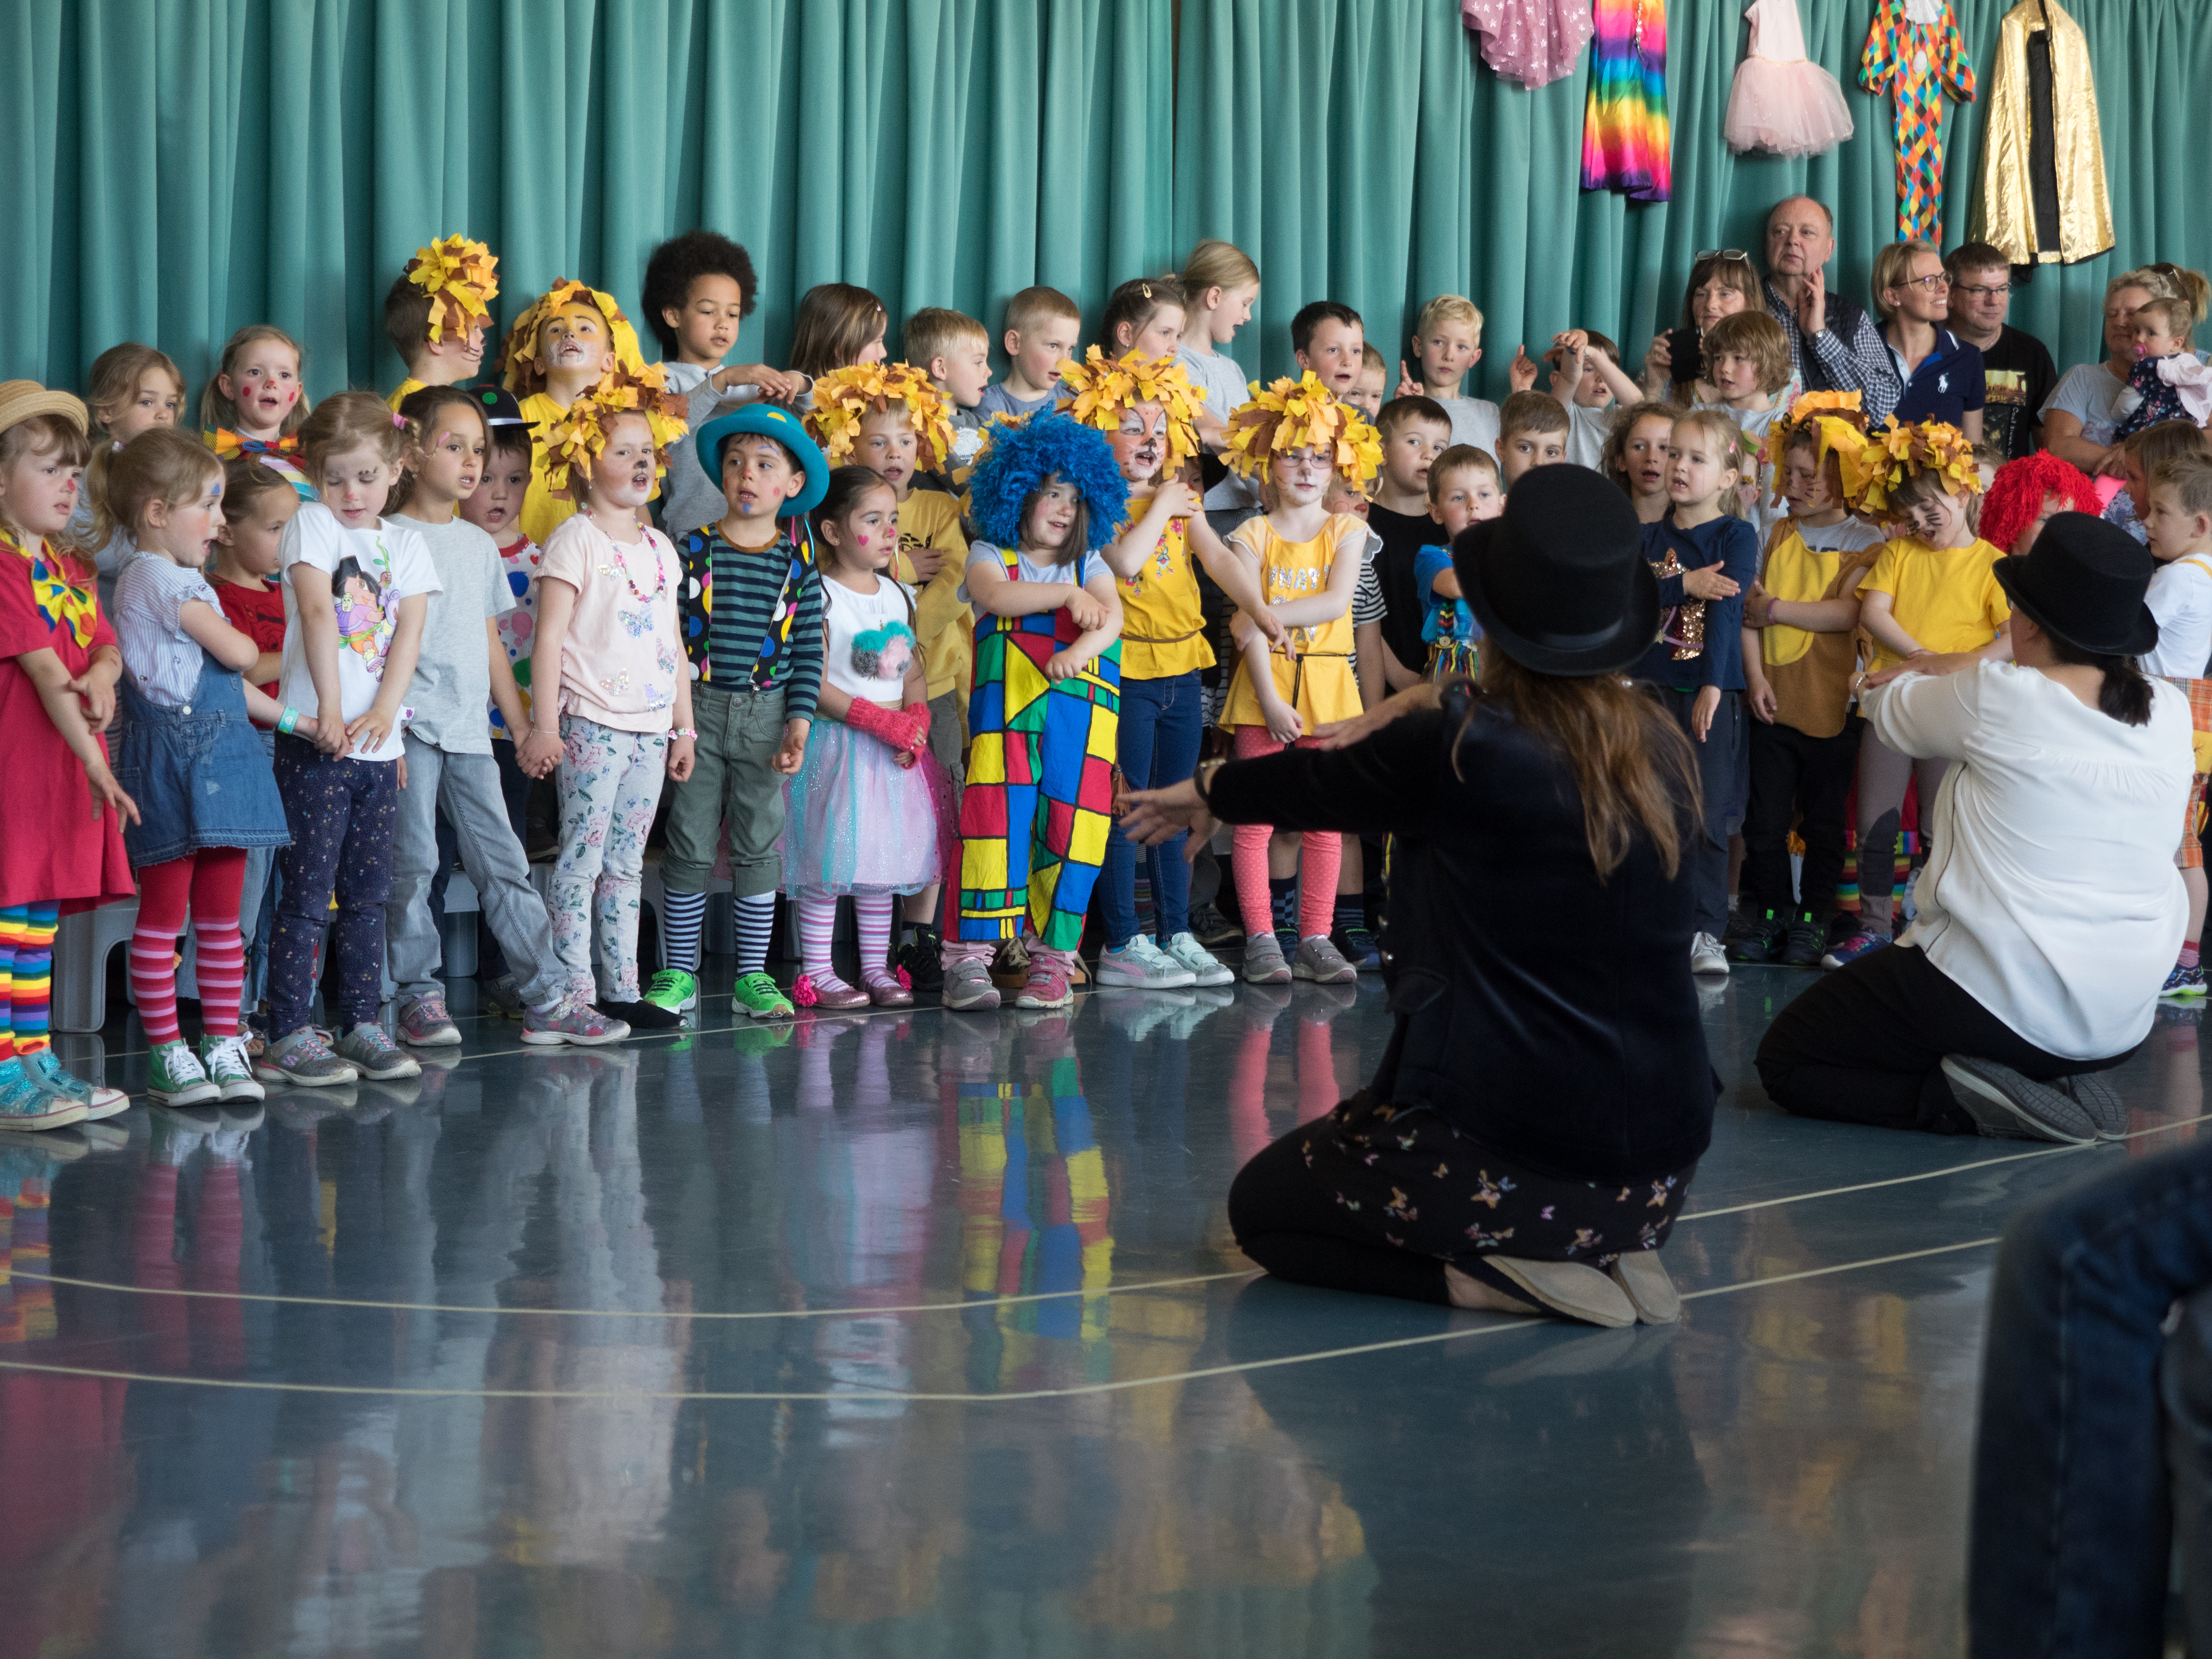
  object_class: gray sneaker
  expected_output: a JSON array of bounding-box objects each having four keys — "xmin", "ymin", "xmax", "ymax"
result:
[
  {"xmin": 1241, "ymin": 932, "xmax": 1292, "ymax": 985},
  {"xmin": 1096, "ymin": 935, "xmax": 1197, "ymax": 990},
  {"xmin": 482, "ymin": 974, "xmax": 527, "ymax": 1019},
  {"xmin": 256, "ymin": 1027, "xmax": 359, "ymax": 1088},
  {"xmin": 520, "ymin": 995, "xmax": 630, "ymax": 1046},
  {"xmin": 1940, "ymin": 1056, "xmax": 2098, "ymax": 1144},
  {"xmin": 2055, "ymin": 1070, "xmax": 2128, "ymax": 1140},
  {"xmin": 1293, "ymin": 934, "xmax": 1357, "ymax": 985},
  {"xmin": 335, "ymin": 1022, "xmax": 422, "ymax": 1082},
  {"xmin": 942, "ymin": 956, "xmax": 1001, "ymax": 1011},
  {"xmin": 396, "ymin": 994, "xmax": 462, "ymax": 1047}
]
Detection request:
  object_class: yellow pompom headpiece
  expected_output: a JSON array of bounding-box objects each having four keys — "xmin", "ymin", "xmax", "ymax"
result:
[
  {"xmin": 1843, "ymin": 418, "xmax": 1983, "ymax": 517},
  {"xmin": 500, "ymin": 280, "xmax": 651, "ymax": 396},
  {"xmin": 802, "ymin": 361, "xmax": 955, "ymax": 470},
  {"xmin": 404, "ymin": 235, "xmax": 499, "ymax": 344},
  {"xmin": 1056, "ymin": 346, "xmax": 1204, "ymax": 470},
  {"xmin": 538, "ymin": 368, "xmax": 691, "ymax": 503},
  {"xmin": 1764, "ymin": 390, "xmax": 1871, "ymax": 508},
  {"xmin": 1221, "ymin": 372, "xmax": 1382, "ymax": 487}
]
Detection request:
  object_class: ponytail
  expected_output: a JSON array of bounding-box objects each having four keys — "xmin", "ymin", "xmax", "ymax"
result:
[{"xmin": 2044, "ymin": 631, "xmax": 2156, "ymax": 727}]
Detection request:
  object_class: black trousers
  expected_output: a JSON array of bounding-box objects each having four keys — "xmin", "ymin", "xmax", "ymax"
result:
[
  {"xmin": 1741, "ymin": 714, "xmax": 1863, "ymax": 920},
  {"xmin": 1649, "ymin": 685, "xmax": 1747, "ymax": 938},
  {"xmin": 1755, "ymin": 943, "xmax": 2138, "ymax": 1135}
]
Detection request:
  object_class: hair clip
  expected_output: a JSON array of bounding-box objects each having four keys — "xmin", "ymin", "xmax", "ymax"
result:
[
  {"xmin": 392, "ymin": 411, "xmax": 408, "ymax": 428},
  {"xmin": 1141, "ymin": 283, "xmax": 1152, "ymax": 300}
]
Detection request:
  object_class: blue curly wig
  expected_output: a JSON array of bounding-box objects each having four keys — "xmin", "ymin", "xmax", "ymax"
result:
[{"xmin": 967, "ymin": 413, "xmax": 1130, "ymax": 552}]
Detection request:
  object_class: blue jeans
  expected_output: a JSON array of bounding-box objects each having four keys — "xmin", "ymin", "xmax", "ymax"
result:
[
  {"xmin": 1970, "ymin": 1140, "xmax": 2212, "ymax": 1656},
  {"xmin": 1100, "ymin": 671, "xmax": 1204, "ymax": 950}
]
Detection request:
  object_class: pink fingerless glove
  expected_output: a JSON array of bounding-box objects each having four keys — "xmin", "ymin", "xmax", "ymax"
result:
[
  {"xmin": 845, "ymin": 698, "xmax": 922, "ymax": 768},
  {"xmin": 893, "ymin": 703, "xmax": 934, "ymax": 761}
]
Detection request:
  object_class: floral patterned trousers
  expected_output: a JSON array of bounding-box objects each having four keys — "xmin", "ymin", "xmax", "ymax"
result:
[{"xmin": 552, "ymin": 715, "xmax": 666, "ymax": 1002}]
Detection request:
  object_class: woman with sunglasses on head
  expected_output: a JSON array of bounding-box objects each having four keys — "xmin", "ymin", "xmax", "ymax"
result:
[
  {"xmin": 1643, "ymin": 249, "xmax": 1783, "ymax": 409},
  {"xmin": 1874, "ymin": 240, "xmax": 1985, "ymax": 444}
]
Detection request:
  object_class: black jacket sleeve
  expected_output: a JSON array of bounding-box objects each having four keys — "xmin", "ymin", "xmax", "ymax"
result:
[{"xmin": 1207, "ymin": 707, "xmax": 1448, "ymax": 837}]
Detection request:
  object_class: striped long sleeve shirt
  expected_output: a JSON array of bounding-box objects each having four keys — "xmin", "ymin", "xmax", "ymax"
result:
[{"xmin": 676, "ymin": 523, "xmax": 823, "ymax": 721}]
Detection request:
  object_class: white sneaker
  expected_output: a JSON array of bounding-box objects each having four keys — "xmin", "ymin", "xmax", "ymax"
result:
[
  {"xmin": 1160, "ymin": 931, "xmax": 1236, "ymax": 987},
  {"xmin": 1690, "ymin": 932, "xmax": 1730, "ymax": 976},
  {"xmin": 1096, "ymin": 935, "xmax": 1198, "ymax": 990}
]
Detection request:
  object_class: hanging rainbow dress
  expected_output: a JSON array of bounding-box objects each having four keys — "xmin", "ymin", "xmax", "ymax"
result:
[{"xmin": 1581, "ymin": 0, "xmax": 1671, "ymax": 202}]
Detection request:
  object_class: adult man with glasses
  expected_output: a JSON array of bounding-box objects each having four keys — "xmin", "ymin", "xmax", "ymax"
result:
[
  {"xmin": 1762, "ymin": 195, "xmax": 1903, "ymax": 424},
  {"xmin": 1945, "ymin": 240, "xmax": 2057, "ymax": 462}
]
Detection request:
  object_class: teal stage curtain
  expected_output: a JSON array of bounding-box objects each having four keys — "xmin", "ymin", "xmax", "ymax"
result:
[{"xmin": 8, "ymin": 0, "xmax": 2209, "ymax": 406}]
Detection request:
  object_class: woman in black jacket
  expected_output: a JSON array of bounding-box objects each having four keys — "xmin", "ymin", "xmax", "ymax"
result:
[{"xmin": 1122, "ymin": 466, "xmax": 1716, "ymax": 1327}]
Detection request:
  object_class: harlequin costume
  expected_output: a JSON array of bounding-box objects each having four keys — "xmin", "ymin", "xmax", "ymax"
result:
[
  {"xmin": 1859, "ymin": 0, "xmax": 1976, "ymax": 245},
  {"xmin": 954, "ymin": 414, "xmax": 1129, "ymax": 956},
  {"xmin": 384, "ymin": 233, "xmax": 499, "ymax": 412}
]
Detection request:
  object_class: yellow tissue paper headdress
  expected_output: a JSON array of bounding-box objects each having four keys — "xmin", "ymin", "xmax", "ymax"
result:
[
  {"xmin": 1764, "ymin": 390, "xmax": 1871, "ymax": 507},
  {"xmin": 1056, "ymin": 346, "xmax": 1204, "ymax": 470},
  {"xmin": 538, "ymin": 368, "xmax": 691, "ymax": 502},
  {"xmin": 1843, "ymin": 418, "xmax": 1983, "ymax": 517},
  {"xmin": 802, "ymin": 361, "xmax": 955, "ymax": 470},
  {"xmin": 500, "ymin": 280, "xmax": 651, "ymax": 396},
  {"xmin": 1221, "ymin": 371, "xmax": 1382, "ymax": 486},
  {"xmin": 405, "ymin": 235, "xmax": 499, "ymax": 344}
]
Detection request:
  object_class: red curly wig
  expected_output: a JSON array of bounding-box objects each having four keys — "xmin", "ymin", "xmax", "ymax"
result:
[{"xmin": 1979, "ymin": 452, "xmax": 2101, "ymax": 553}]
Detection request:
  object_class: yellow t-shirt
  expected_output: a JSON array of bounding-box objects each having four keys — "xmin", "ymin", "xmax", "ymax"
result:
[
  {"xmin": 1220, "ymin": 513, "xmax": 1364, "ymax": 729},
  {"xmin": 1115, "ymin": 500, "xmax": 1213, "ymax": 680},
  {"xmin": 1860, "ymin": 535, "xmax": 2010, "ymax": 672},
  {"xmin": 894, "ymin": 488, "xmax": 972, "ymax": 703},
  {"xmin": 385, "ymin": 377, "xmax": 426, "ymax": 412},
  {"xmin": 517, "ymin": 391, "xmax": 579, "ymax": 550}
]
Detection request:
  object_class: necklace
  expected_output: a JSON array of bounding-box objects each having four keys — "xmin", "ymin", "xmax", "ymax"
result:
[{"xmin": 601, "ymin": 530, "xmax": 668, "ymax": 604}]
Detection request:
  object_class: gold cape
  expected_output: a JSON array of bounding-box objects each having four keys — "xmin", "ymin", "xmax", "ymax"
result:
[{"xmin": 1971, "ymin": 0, "xmax": 2113, "ymax": 264}]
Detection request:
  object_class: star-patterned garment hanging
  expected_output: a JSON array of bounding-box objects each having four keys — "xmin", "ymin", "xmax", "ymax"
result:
[
  {"xmin": 1462, "ymin": 0, "xmax": 1594, "ymax": 90},
  {"xmin": 1860, "ymin": 0, "xmax": 1976, "ymax": 243}
]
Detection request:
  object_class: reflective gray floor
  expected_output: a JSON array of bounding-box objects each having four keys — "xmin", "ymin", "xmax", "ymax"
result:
[{"xmin": 4, "ymin": 965, "xmax": 2203, "ymax": 1656}]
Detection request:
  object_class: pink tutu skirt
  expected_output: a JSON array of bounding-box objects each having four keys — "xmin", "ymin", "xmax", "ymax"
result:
[
  {"xmin": 779, "ymin": 719, "xmax": 949, "ymax": 898},
  {"xmin": 1724, "ymin": 57, "xmax": 1854, "ymax": 157}
]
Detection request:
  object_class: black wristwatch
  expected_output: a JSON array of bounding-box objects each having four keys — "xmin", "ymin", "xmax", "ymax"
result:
[{"xmin": 1192, "ymin": 758, "xmax": 1226, "ymax": 805}]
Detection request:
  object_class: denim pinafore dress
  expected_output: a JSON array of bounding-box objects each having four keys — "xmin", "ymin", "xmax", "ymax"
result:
[{"xmin": 112, "ymin": 650, "xmax": 290, "ymax": 868}]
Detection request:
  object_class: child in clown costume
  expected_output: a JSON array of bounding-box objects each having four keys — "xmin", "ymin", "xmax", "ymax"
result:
[{"xmin": 940, "ymin": 415, "xmax": 1129, "ymax": 1013}]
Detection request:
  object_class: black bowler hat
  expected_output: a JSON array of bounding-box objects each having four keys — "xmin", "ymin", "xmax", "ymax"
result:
[
  {"xmin": 1992, "ymin": 511, "xmax": 2160, "ymax": 657},
  {"xmin": 1453, "ymin": 465, "xmax": 1660, "ymax": 677}
]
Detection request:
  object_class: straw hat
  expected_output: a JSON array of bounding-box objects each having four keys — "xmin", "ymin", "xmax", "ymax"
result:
[{"xmin": 0, "ymin": 381, "xmax": 89, "ymax": 436}]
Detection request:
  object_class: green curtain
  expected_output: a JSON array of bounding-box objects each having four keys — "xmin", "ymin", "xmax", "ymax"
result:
[{"xmin": 10, "ymin": 0, "xmax": 2211, "ymax": 408}]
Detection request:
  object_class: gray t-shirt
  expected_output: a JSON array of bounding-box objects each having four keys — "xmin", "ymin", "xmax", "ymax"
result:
[
  {"xmin": 2042, "ymin": 361, "xmax": 2128, "ymax": 446},
  {"xmin": 1438, "ymin": 396, "xmax": 1503, "ymax": 458},
  {"xmin": 661, "ymin": 378, "xmax": 749, "ymax": 544},
  {"xmin": 976, "ymin": 384, "xmax": 1056, "ymax": 422},
  {"xmin": 393, "ymin": 512, "xmax": 513, "ymax": 753},
  {"xmin": 1178, "ymin": 344, "xmax": 1260, "ymax": 512}
]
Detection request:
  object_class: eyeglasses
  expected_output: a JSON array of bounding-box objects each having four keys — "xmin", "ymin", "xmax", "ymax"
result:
[
  {"xmin": 1897, "ymin": 272, "xmax": 1951, "ymax": 291},
  {"xmin": 1695, "ymin": 249, "xmax": 1752, "ymax": 264},
  {"xmin": 1954, "ymin": 282, "xmax": 2011, "ymax": 299}
]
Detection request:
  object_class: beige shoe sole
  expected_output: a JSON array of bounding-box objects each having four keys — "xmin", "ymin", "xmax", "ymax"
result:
[
  {"xmin": 1609, "ymin": 1251, "xmax": 1682, "ymax": 1324},
  {"xmin": 1486, "ymin": 1256, "xmax": 1638, "ymax": 1328}
]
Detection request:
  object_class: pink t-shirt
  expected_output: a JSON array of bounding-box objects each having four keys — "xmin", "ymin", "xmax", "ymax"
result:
[{"xmin": 538, "ymin": 514, "xmax": 683, "ymax": 733}]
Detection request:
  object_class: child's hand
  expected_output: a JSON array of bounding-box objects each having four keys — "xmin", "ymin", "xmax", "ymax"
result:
[
  {"xmin": 84, "ymin": 760, "xmax": 140, "ymax": 827},
  {"xmin": 1154, "ymin": 478, "xmax": 1202, "ymax": 519},
  {"xmin": 1747, "ymin": 677, "xmax": 1778, "ymax": 724},
  {"xmin": 667, "ymin": 733, "xmax": 697, "ymax": 783},
  {"xmin": 771, "ymin": 718, "xmax": 809, "ymax": 775},
  {"xmin": 1683, "ymin": 562, "xmax": 1741, "ymax": 602},
  {"xmin": 68, "ymin": 673, "xmax": 116, "ymax": 733},
  {"xmin": 346, "ymin": 707, "xmax": 394, "ymax": 757},
  {"xmin": 293, "ymin": 713, "xmax": 322, "ymax": 743},
  {"xmin": 717, "ymin": 363, "xmax": 810, "ymax": 403},
  {"xmin": 1064, "ymin": 590, "xmax": 1108, "ymax": 633},
  {"xmin": 1691, "ymin": 685, "xmax": 1721, "ymax": 742},
  {"xmin": 1743, "ymin": 583, "xmax": 1773, "ymax": 627},
  {"xmin": 1553, "ymin": 328, "xmax": 1589, "ymax": 359},
  {"xmin": 1250, "ymin": 604, "xmax": 1288, "ymax": 648},
  {"xmin": 1260, "ymin": 687, "xmax": 1306, "ymax": 745},
  {"xmin": 1046, "ymin": 649, "xmax": 1087, "ymax": 682},
  {"xmin": 905, "ymin": 541, "xmax": 948, "ymax": 584},
  {"xmin": 520, "ymin": 728, "xmax": 564, "ymax": 778},
  {"xmin": 1508, "ymin": 346, "xmax": 1539, "ymax": 394},
  {"xmin": 396, "ymin": 753, "xmax": 409, "ymax": 792},
  {"xmin": 1642, "ymin": 334, "xmax": 1673, "ymax": 390},
  {"xmin": 1395, "ymin": 361, "xmax": 1423, "ymax": 399}
]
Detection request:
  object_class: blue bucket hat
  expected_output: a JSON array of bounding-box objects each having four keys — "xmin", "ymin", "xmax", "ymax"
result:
[{"xmin": 694, "ymin": 403, "xmax": 830, "ymax": 517}]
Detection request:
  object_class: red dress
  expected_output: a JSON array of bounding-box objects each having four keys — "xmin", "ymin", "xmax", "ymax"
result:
[{"xmin": 0, "ymin": 537, "xmax": 135, "ymax": 912}]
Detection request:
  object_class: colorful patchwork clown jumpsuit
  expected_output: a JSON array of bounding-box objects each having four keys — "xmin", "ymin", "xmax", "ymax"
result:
[
  {"xmin": 956, "ymin": 545, "xmax": 1120, "ymax": 950},
  {"xmin": 1860, "ymin": 0, "xmax": 1976, "ymax": 245}
]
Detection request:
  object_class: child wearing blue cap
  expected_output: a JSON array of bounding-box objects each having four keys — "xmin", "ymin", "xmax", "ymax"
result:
[{"xmin": 646, "ymin": 402, "xmax": 830, "ymax": 1021}]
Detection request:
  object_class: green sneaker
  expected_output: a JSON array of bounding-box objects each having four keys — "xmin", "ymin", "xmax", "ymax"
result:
[
  {"xmin": 643, "ymin": 968, "xmax": 699, "ymax": 1015},
  {"xmin": 731, "ymin": 971, "xmax": 794, "ymax": 1022},
  {"xmin": 197, "ymin": 1034, "xmax": 266, "ymax": 1104},
  {"xmin": 730, "ymin": 1023, "xmax": 795, "ymax": 1058},
  {"xmin": 148, "ymin": 1039, "xmax": 221, "ymax": 1107}
]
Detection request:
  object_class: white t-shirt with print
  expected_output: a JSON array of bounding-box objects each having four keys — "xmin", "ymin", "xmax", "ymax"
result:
[
  {"xmin": 2145, "ymin": 553, "xmax": 2212, "ymax": 681},
  {"xmin": 821, "ymin": 573, "xmax": 920, "ymax": 703},
  {"xmin": 275, "ymin": 502, "xmax": 443, "ymax": 762}
]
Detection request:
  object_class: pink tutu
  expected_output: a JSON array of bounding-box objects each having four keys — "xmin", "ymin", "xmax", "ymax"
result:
[
  {"xmin": 779, "ymin": 719, "xmax": 946, "ymax": 897},
  {"xmin": 1462, "ymin": 0, "xmax": 1592, "ymax": 90},
  {"xmin": 1724, "ymin": 0, "xmax": 1854, "ymax": 157}
]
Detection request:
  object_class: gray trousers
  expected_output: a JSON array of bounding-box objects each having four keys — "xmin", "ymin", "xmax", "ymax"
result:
[{"xmin": 385, "ymin": 733, "xmax": 565, "ymax": 1008}]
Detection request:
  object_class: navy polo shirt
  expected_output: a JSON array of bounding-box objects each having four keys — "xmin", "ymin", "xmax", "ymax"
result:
[{"xmin": 1887, "ymin": 328, "xmax": 1987, "ymax": 428}]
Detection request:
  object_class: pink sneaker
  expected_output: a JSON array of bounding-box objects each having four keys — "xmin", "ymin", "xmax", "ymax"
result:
[{"xmin": 1016, "ymin": 950, "xmax": 1074, "ymax": 1010}]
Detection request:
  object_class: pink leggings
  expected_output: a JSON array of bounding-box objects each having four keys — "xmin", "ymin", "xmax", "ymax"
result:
[{"xmin": 1228, "ymin": 726, "xmax": 1341, "ymax": 939}]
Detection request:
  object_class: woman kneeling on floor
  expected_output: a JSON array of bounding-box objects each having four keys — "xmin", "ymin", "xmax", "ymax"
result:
[
  {"xmin": 1122, "ymin": 467, "xmax": 1716, "ymax": 1328},
  {"xmin": 1755, "ymin": 514, "xmax": 2193, "ymax": 1144}
]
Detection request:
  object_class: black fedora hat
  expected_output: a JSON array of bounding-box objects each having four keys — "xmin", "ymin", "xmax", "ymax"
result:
[
  {"xmin": 1454, "ymin": 465, "xmax": 1660, "ymax": 677},
  {"xmin": 1992, "ymin": 511, "xmax": 2160, "ymax": 657}
]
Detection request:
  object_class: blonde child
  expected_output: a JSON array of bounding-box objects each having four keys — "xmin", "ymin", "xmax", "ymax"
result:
[
  {"xmin": 200, "ymin": 325, "xmax": 313, "ymax": 499},
  {"xmin": 1351, "ymin": 345, "xmax": 1389, "ymax": 422},
  {"xmin": 1497, "ymin": 391, "xmax": 1571, "ymax": 487},
  {"xmin": 979, "ymin": 287, "xmax": 1081, "ymax": 422},
  {"xmin": 1395, "ymin": 294, "xmax": 1500, "ymax": 455},
  {"xmin": 209, "ymin": 456, "xmax": 299, "ymax": 1039},
  {"xmin": 1825, "ymin": 423, "xmax": 2008, "ymax": 969},
  {"xmin": 1634, "ymin": 408, "xmax": 1761, "ymax": 975},
  {"xmin": 906, "ymin": 306, "xmax": 994, "ymax": 469},
  {"xmin": 0, "ymin": 382, "xmax": 135, "ymax": 1129},
  {"xmin": 75, "ymin": 342, "xmax": 185, "ymax": 605},
  {"xmin": 2107, "ymin": 420, "xmax": 2208, "ymax": 545},
  {"xmin": 1695, "ymin": 310, "xmax": 1794, "ymax": 541},
  {"xmin": 521, "ymin": 397, "xmax": 698, "ymax": 1018},
  {"xmin": 384, "ymin": 385, "xmax": 628, "ymax": 1046},
  {"xmin": 939, "ymin": 415, "xmax": 1129, "ymax": 1011},
  {"xmin": 1174, "ymin": 239, "xmax": 1262, "ymax": 453},
  {"xmin": 789, "ymin": 283, "xmax": 890, "ymax": 382},
  {"xmin": 1413, "ymin": 444, "xmax": 1504, "ymax": 681},
  {"xmin": 2140, "ymin": 452, "xmax": 2212, "ymax": 996},
  {"xmin": 259, "ymin": 393, "xmax": 440, "ymax": 1088},
  {"xmin": 103, "ymin": 429, "xmax": 291, "ymax": 1105},
  {"xmin": 1731, "ymin": 397, "xmax": 1886, "ymax": 967},
  {"xmin": 1057, "ymin": 349, "xmax": 1283, "ymax": 991},
  {"xmin": 1604, "ymin": 399, "xmax": 1685, "ymax": 524},
  {"xmin": 649, "ymin": 405, "xmax": 830, "ymax": 1022},
  {"xmin": 1216, "ymin": 373, "xmax": 1379, "ymax": 986},
  {"xmin": 781, "ymin": 465, "xmax": 944, "ymax": 1009},
  {"xmin": 382, "ymin": 233, "xmax": 499, "ymax": 408}
]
